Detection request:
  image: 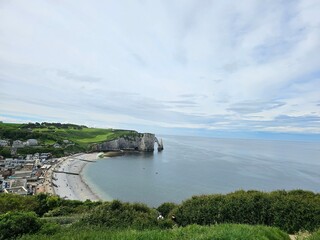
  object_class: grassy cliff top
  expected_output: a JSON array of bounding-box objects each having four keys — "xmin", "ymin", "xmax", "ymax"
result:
[{"xmin": 0, "ymin": 122, "xmax": 142, "ymax": 153}]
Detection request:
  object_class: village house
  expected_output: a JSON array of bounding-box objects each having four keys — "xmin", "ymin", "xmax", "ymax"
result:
[
  {"xmin": 1, "ymin": 179, "xmax": 10, "ymax": 190},
  {"xmin": 9, "ymin": 178, "xmax": 27, "ymax": 188},
  {"xmin": 40, "ymin": 153, "xmax": 51, "ymax": 160},
  {"xmin": 25, "ymin": 139, "xmax": 38, "ymax": 146},
  {"xmin": 40, "ymin": 164, "xmax": 51, "ymax": 171},
  {"xmin": 22, "ymin": 163, "xmax": 34, "ymax": 171},
  {"xmin": 53, "ymin": 143, "xmax": 61, "ymax": 148},
  {"xmin": 1, "ymin": 178, "xmax": 28, "ymax": 195},
  {"xmin": 12, "ymin": 140, "xmax": 24, "ymax": 148},
  {"xmin": 0, "ymin": 139, "xmax": 9, "ymax": 147},
  {"xmin": 4, "ymin": 186, "xmax": 28, "ymax": 195},
  {"xmin": 1, "ymin": 168, "xmax": 14, "ymax": 179},
  {"xmin": 11, "ymin": 170, "xmax": 32, "ymax": 179},
  {"xmin": 0, "ymin": 152, "xmax": 50, "ymax": 196},
  {"xmin": 2, "ymin": 158, "xmax": 25, "ymax": 168}
]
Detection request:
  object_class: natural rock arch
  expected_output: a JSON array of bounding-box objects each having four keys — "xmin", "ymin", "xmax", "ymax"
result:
[{"xmin": 155, "ymin": 137, "xmax": 164, "ymax": 151}]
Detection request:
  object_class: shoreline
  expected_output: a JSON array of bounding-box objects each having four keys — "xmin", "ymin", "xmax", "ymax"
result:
[{"xmin": 50, "ymin": 153, "xmax": 103, "ymax": 201}]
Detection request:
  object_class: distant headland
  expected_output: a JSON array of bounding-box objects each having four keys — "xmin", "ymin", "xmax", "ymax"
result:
[{"xmin": 0, "ymin": 121, "xmax": 163, "ymax": 158}]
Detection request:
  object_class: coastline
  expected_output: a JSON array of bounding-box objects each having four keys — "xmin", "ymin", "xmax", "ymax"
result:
[{"xmin": 50, "ymin": 153, "xmax": 102, "ymax": 201}]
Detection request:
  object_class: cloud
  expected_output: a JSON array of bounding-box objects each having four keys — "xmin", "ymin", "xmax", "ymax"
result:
[
  {"xmin": 0, "ymin": 0, "xmax": 319, "ymax": 138},
  {"xmin": 275, "ymin": 115, "xmax": 320, "ymax": 127},
  {"xmin": 55, "ymin": 70, "xmax": 101, "ymax": 83},
  {"xmin": 227, "ymin": 101, "xmax": 286, "ymax": 114}
]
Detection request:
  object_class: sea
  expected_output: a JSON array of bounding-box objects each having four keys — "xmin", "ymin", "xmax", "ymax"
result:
[{"xmin": 83, "ymin": 135, "xmax": 320, "ymax": 207}]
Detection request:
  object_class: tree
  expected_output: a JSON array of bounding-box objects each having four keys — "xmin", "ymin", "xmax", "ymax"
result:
[{"xmin": 0, "ymin": 211, "xmax": 42, "ymax": 240}]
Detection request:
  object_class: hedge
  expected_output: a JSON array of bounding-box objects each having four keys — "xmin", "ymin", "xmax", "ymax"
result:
[{"xmin": 172, "ymin": 190, "xmax": 320, "ymax": 234}]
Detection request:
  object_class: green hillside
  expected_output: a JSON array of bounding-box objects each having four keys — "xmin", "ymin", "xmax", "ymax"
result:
[{"xmin": 0, "ymin": 122, "xmax": 141, "ymax": 157}]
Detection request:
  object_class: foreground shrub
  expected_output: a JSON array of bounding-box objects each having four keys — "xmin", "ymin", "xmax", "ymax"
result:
[
  {"xmin": 270, "ymin": 191, "xmax": 320, "ymax": 234},
  {"xmin": 0, "ymin": 211, "xmax": 42, "ymax": 240},
  {"xmin": 0, "ymin": 194, "xmax": 38, "ymax": 214},
  {"xmin": 34, "ymin": 194, "xmax": 62, "ymax": 216},
  {"xmin": 37, "ymin": 222, "xmax": 62, "ymax": 235},
  {"xmin": 174, "ymin": 190, "xmax": 320, "ymax": 233},
  {"xmin": 43, "ymin": 206, "xmax": 74, "ymax": 217},
  {"xmin": 78, "ymin": 200, "xmax": 173, "ymax": 230},
  {"xmin": 157, "ymin": 202, "xmax": 178, "ymax": 218}
]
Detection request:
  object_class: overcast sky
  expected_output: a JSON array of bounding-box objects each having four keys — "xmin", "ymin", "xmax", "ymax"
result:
[{"xmin": 0, "ymin": 0, "xmax": 319, "ymax": 139}]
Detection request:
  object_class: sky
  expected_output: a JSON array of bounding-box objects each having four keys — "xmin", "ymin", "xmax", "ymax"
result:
[{"xmin": 0, "ymin": 0, "xmax": 320, "ymax": 140}]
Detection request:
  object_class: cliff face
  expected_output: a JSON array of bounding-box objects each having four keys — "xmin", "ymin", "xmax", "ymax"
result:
[{"xmin": 92, "ymin": 133, "xmax": 156, "ymax": 152}]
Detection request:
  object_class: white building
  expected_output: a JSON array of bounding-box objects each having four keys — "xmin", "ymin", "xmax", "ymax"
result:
[
  {"xmin": 25, "ymin": 139, "xmax": 38, "ymax": 146},
  {"xmin": 12, "ymin": 140, "xmax": 24, "ymax": 148},
  {"xmin": 0, "ymin": 140, "xmax": 9, "ymax": 147}
]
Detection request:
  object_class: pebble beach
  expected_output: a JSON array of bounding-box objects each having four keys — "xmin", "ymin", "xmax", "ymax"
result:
[{"xmin": 50, "ymin": 153, "xmax": 101, "ymax": 201}]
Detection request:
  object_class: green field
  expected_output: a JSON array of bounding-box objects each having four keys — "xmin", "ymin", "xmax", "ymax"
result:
[{"xmin": 32, "ymin": 127, "xmax": 138, "ymax": 145}]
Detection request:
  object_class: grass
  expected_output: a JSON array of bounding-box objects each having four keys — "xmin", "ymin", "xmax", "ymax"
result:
[
  {"xmin": 20, "ymin": 224, "xmax": 290, "ymax": 240},
  {"xmin": 303, "ymin": 230, "xmax": 320, "ymax": 240},
  {"xmin": 33, "ymin": 127, "xmax": 140, "ymax": 145},
  {"xmin": 41, "ymin": 215, "xmax": 81, "ymax": 225},
  {"xmin": 0, "ymin": 122, "xmax": 22, "ymax": 128},
  {"xmin": 43, "ymin": 139, "xmax": 56, "ymax": 145}
]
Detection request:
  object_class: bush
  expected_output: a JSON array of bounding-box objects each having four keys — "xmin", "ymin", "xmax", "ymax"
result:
[
  {"xmin": 221, "ymin": 190, "xmax": 272, "ymax": 225},
  {"xmin": 78, "ymin": 200, "xmax": 172, "ymax": 230},
  {"xmin": 0, "ymin": 194, "xmax": 38, "ymax": 214},
  {"xmin": 43, "ymin": 206, "xmax": 75, "ymax": 217},
  {"xmin": 0, "ymin": 211, "xmax": 42, "ymax": 240},
  {"xmin": 0, "ymin": 193, "xmax": 101, "ymax": 217},
  {"xmin": 157, "ymin": 202, "xmax": 178, "ymax": 218},
  {"xmin": 174, "ymin": 190, "xmax": 320, "ymax": 233},
  {"xmin": 38, "ymin": 222, "xmax": 61, "ymax": 235},
  {"xmin": 34, "ymin": 194, "xmax": 62, "ymax": 216},
  {"xmin": 270, "ymin": 191, "xmax": 320, "ymax": 233},
  {"xmin": 173, "ymin": 194, "xmax": 227, "ymax": 226},
  {"xmin": 0, "ymin": 147, "xmax": 11, "ymax": 158}
]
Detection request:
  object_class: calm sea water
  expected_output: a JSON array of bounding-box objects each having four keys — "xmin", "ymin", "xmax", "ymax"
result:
[{"xmin": 83, "ymin": 135, "xmax": 320, "ymax": 207}]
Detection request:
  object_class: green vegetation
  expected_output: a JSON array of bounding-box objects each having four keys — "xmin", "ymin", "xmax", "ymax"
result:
[
  {"xmin": 78, "ymin": 200, "xmax": 173, "ymax": 230},
  {"xmin": 0, "ymin": 193, "xmax": 101, "ymax": 217},
  {"xmin": 0, "ymin": 194, "xmax": 39, "ymax": 215},
  {"xmin": 19, "ymin": 224, "xmax": 290, "ymax": 240},
  {"xmin": 173, "ymin": 190, "xmax": 320, "ymax": 234},
  {"xmin": 0, "ymin": 212, "xmax": 42, "ymax": 240},
  {"xmin": 0, "ymin": 122, "xmax": 141, "ymax": 157},
  {"xmin": 1, "ymin": 190, "xmax": 320, "ymax": 239},
  {"xmin": 0, "ymin": 147, "xmax": 11, "ymax": 157},
  {"xmin": 305, "ymin": 229, "xmax": 320, "ymax": 240},
  {"xmin": 157, "ymin": 202, "xmax": 178, "ymax": 218}
]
